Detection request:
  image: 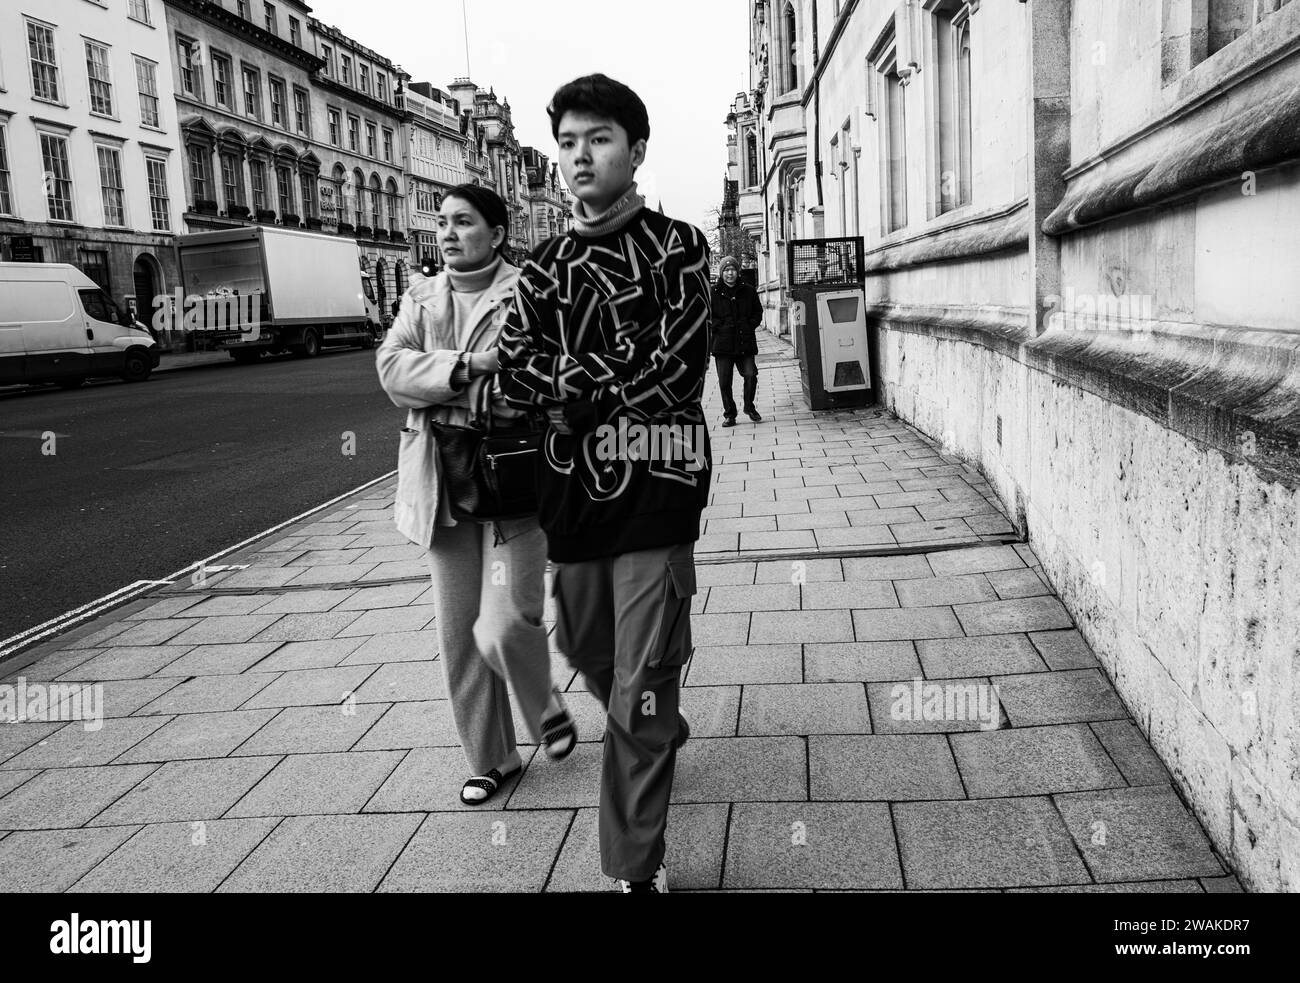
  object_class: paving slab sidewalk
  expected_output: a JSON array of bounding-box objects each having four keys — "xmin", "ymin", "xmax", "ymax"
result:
[{"xmin": 0, "ymin": 333, "xmax": 1242, "ymax": 893}]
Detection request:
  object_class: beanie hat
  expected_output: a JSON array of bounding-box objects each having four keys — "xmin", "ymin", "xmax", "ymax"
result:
[{"xmin": 719, "ymin": 256, "xmax": 739, "ymax": 273}]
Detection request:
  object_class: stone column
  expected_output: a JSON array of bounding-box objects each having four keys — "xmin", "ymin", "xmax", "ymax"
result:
[
  {"xmin": 290, "ymin": 160, "xmax": 302, "ymax": 219},
  {"xmin": 1025, "ymin": 0, "xmax": 1072, "ymax": 335},
  {"xmin": 240, "ymin": 150, "xmax": 254, "ymax": 216},
  {"xmin": 208, "ymin": 144, "xmax": 221, "ymax": 207}
]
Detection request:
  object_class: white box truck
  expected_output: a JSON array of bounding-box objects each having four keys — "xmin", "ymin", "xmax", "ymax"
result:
[
  {"xmin": 0, "ymin": 262, "xmax": 160, "ymax": 388},
  {"xmin": 174, "ymin": 226, "xmax": 383, "ymax": 363}
]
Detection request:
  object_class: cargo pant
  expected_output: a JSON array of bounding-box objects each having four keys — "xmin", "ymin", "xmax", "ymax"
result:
[{"xmin": 550, "ymin": 541, "xmax": 696, "ymax": 882}]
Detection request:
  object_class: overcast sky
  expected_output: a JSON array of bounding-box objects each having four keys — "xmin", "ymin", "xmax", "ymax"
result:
[{"xmin": 307, "ymin": 0, "xmax": 750, "ymax": 232}]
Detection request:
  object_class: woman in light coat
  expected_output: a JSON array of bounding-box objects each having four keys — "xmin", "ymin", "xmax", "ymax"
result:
[{"xmin": 376, "ymin": 185, "xmax": 575, "ymax": 805}]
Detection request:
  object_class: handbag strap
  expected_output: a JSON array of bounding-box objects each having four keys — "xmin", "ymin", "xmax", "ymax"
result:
[
  {"xmin": 468, "ymin": 374, "xmax": 496, "ymax": 434},
  {"xmin": 461, "ymin": 287, "xmax": 507, "ymax": 435}
]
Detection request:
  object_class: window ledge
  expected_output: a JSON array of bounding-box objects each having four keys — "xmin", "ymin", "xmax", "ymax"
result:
[
  {"xmin": 1163, "ymin": 0, "xmax": 1300, "ymax": 105},
  {"xmin": 1070, "ymin": 2, "xmax": 1300, "ymax": 184},
  {"xmin": 30, "ymin": 116, "xmax": 76, "ymax": 132},
  {"xmin": 1045, "ymin": 83, "xmax": 1300, "ymax": 236},
  {"xmin": 864, "ymin": 199, "xmax": 1029, "ymax": 273},
  {"xmin": 874, "ymin": 304, "xmax": 1300, "ymax": 489}
]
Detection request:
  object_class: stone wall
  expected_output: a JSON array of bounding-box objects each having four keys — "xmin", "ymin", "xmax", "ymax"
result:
[
  {"xmin": 847, "ymin": 0, "xmax": 1300, "ymax": 891},
  {"xmin": 875, "ymin": 305, "xmax": 1300, "ymax": 892}
]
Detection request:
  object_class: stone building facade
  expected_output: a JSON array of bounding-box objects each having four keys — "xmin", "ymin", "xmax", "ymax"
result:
[
  {"xmin": 447, "ymin": 79, "xmax": 529, "ymax": 257},
  {"xmin": 162, "ymin": 0, "xmax": 410, "ymax": 320},
  {"xmin": 723, "ymin": 91, "xmax": 764, "ymax": 282},
  {"xmin": 0, "ymin": 0, "xmax": 187, "ymax": 321},
  {"xmin": 741, "ymin": 0, "xmax": 1300, "ymax": 891},
  {"xmin": 403, "ymin": 82, "xmax": 472, "ymax": 273},
  {"xmin": 307, "ymin": 15, "xmax": 409, "ymax": 312},
  {"xmin": 521, "ymin": 146, "xmax": 571, "ymax": 251},
  {"xmin": 460, "ymin": 103, "xmax": 492, "ymax": 191},
  {"xmin": 744, "ymin": 3, "xmax": 810, "ymax": 337}
]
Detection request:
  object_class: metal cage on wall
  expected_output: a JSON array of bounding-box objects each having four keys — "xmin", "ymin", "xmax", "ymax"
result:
[{"xmin": 787, "ymin": 237, "xmax": 865, "ymax": 287}]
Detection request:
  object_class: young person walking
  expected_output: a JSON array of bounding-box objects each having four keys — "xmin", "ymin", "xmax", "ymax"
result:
[
  {"xmin": 497, "ymin": 75, "xmax": 712, "ymax": 893},
  {"xmin": 711, "ymin": 255, "xmax": 764, "ymax": 426},
  {"xmin": 376, "ymin": 185, "xmax": 576, "ymax": 807}
]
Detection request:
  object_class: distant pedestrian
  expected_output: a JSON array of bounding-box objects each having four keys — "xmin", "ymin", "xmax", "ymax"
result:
[
  {"xmin": 497, "ymin": 74, "xmax": 712, "ymax": 893},
  {"xmin": 711, "ymin": 256, "xmax": 763, "ymax": 426},
  {"xmin": 376, "ymin": 184, "xmax": 576, "ymax": 807}
]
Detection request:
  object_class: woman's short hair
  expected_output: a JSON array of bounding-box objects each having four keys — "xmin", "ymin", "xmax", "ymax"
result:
[
  {"xmin": 443, "ymin": 183, "xmax": 511, "ymax": 260},
  {"xmin": 547, "ymin": 74, "xmax": 650, "ymax": 147}
]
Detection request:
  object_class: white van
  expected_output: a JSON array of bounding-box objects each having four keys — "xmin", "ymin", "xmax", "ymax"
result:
[{"xmin": 0, "ymin": 263, "xmax": 160, "ymax": 388}]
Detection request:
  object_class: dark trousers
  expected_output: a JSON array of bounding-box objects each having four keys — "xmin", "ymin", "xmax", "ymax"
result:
[
  {"xmin": 714, "ymin": 354, "xmax": 758, "ymax": 418},
  {"xmin": 550, "ymin": 542, "xmax": 696, "ymax": 881}
]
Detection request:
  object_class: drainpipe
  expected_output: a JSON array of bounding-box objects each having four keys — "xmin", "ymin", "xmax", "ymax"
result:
[
  {"xmin": 812, "ymin": 0, "xmax": 823, "ymax": 213},
  {"xmin": 807, "ymin": 3, "xmax": 825, "ymax": 241},
  {"xmin": 814, "ymin": 78, "xmax": 824, "ymax": 212}
]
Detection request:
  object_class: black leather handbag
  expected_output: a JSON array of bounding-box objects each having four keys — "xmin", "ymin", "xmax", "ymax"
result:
[{"xmin": 429, "ymin": 377, "xmax": 541, "ymax": 522}]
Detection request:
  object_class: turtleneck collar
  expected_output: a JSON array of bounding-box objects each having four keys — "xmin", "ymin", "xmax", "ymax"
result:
[
  {"xmin": 446, "ymin": 255, "xmax": 503, "ymax": 293},
  {"xmin": 571, "ymin": 182, "xmax": 646, "ymax": 238}
]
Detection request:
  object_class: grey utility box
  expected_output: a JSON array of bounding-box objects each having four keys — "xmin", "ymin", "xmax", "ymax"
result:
[{"xmin": 788, "ymin": 237, "xmax": 873, "ymax": 411}]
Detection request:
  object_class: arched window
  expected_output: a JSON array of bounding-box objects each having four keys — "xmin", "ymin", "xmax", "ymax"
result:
[
  {"xmin": 352, "ymin": 168, "xmax": 365, "ymax": 226},
  {"xmin": 785, "ymin": 3, "xmax": 799, "ymax": 91},
  {"xmin": 369, "ymin": 173, "xmax": 382, "ymax": 230},
  {"xmin": 375, "ymin": 257, "xmax": 388, "ymax": 310},
  {"xmin": 299, "ymin": 170, "xmax": 318, "ymax": 221},
  {"xmin": 385, "ymin": 178, "xmax": 400, "ymax": 234},
  {"xmin": 331, "ymin": 163, "xmax": 347, "ymax": 224},
  {"xmin": 957, "ymin": 16, "xmax": 972, "ymax": 207},
  {"xmin": 746, "ymin": 131, "xmax": 759, "ymax": 188}
]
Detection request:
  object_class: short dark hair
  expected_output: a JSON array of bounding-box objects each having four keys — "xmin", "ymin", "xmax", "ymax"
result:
[
  {"xmin": 443, "ymin": 183, "xmax": 512, "ymax": 261},
  {"xmin": 547, "ymin": 74, "xmax": 650, "ymax": 147}
]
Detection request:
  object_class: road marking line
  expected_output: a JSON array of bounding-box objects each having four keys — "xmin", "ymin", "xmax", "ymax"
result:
[{"xmin": 0, "ymin": 469, "xmax": 397, "ymax": 661}]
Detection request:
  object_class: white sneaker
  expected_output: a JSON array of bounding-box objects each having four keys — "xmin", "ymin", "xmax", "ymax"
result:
[{"xmin": 618, "ymin": 863, "xmax": 669, "ymax": 893}]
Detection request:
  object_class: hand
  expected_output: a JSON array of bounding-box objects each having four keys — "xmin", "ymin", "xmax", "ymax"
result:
[
  {"xmin": 547, "ymin": 405, "xmax": 572, "ymax": 435},
  {"xmin": 468, "ymin": 350, "xmax": 499, "ymax": 377}
]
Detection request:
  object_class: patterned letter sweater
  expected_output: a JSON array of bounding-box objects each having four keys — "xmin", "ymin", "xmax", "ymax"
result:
[{"xmin": 497, "ymin": 206, "xmax": 713, "ymax": 563}]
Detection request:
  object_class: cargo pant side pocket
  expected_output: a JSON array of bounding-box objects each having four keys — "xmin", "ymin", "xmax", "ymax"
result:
[{"xmin": 649, "ymin": 559, "xmax": 696, "ymax": 670}]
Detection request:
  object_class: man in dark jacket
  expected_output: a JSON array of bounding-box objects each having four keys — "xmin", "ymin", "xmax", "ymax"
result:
[
  {"xmin": 711, "ymin": 255, "xmax": 764, "ymax": 425},
  {"xmin": 497, "ymin": 74, "xmax": 710, "ymax": 894}
]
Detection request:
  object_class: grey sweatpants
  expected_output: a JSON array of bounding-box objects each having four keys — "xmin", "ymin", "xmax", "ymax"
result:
[
  {"xmin": 426, "ymin": 517, "xmax": 553, "ymax": 776},
  {"xmin": 551, "ymin": 541, "xmax": 696, "ymax": 882}
]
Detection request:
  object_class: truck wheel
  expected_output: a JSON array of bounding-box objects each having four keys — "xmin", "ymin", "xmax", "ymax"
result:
[
  {"xmin": 359, "ymin": 325, "xmax": 376, "ymax": 350},
  {"xmin": 230, "ymin": 348, "xmax": 261, "ymax": 364},
  {"xmin": 297, "ymin": 329, "xmax": 321, "ymax": 358},
  {"xmin": 121, "ymin": 351, "xmax": 152, "ymax": 382}
]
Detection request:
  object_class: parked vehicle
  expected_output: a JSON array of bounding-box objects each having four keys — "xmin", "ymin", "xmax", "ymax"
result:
[
  {"xmin": 0, "ymin": 263, "xmax": 160, "ymax": 388},
  {"xmin": 173, "ymin": 226, "xmax": 382, "ymax": 363}
]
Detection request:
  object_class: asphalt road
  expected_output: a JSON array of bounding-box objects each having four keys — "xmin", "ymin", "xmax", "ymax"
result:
[{"xmin": 0, "ymin": 346, "xmax": 402, "ymax": 645}]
